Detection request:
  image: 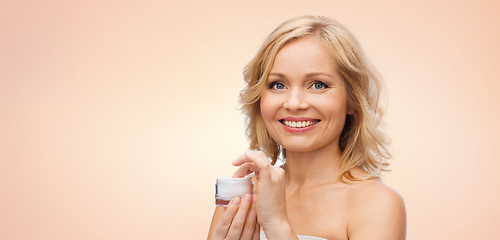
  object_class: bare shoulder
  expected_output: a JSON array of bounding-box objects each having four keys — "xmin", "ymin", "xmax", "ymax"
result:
[
  {"xmin": 349, "ymin": 179, "xmax": 405, "ymax": 208},
  {"xmin": 347, "ymin": 179, "xmax": 407, "ymax": 240}
]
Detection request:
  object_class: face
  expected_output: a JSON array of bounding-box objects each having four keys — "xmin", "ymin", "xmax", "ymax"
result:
[{"xmin": 260, "ymin": 37, "xmax": 350, "ymax": 153}]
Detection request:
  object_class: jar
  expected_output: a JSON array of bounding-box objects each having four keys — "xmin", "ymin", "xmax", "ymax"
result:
[{"xmin": 215, "ymin": 177, "xmax": 253, "ymax": 206}]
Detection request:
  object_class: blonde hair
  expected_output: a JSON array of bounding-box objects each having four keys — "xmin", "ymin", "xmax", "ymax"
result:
[{"xmin": 239, "ymin": 16, "xmax": 391, "ymax": 182}]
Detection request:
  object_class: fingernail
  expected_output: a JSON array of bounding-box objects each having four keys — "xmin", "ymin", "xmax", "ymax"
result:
[
  {"xmin": 231, "ymin": 197, "xmax": 240, "ymax": 206},
  {"xmin": 244, "ymin": 194, "xmax": 251, "ymax": 202}
]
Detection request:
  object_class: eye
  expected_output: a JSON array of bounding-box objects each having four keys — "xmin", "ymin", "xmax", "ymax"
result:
[
  {"xmin": 311, "ymin": 81, "xmax": 329, "ymax": 90},
  {"xmin": 269, "ymin": 82, "xmax": 286, "ymax": 90}
]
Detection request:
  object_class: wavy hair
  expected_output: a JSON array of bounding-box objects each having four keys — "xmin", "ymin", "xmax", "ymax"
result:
[{"xmin": 239, "ymin": 16, "xmax": 391, "ymax": 182}]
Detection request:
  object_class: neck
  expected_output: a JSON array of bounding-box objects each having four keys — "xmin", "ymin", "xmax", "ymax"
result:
[{"xmin": 283, "ymin": 144, "xmax": 343, "ymax": 189}]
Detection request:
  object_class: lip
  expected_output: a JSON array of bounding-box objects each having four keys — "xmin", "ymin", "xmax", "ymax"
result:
[
  {"xmin": 281, "ymin": 117, "xmax": 319, "ymax": 121},
  {"xmin": 279, "ymin": 117, "xmax": 320, "ymax": 133}
]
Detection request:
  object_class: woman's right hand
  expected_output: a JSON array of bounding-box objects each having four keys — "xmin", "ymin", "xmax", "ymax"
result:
[
  {"xmin": 211, "ymin": 194, "xmax": 260, "ymax": 240},
  {"xmin": 232, "ymin": 151, "xmax": 290, "ymax": 232}
]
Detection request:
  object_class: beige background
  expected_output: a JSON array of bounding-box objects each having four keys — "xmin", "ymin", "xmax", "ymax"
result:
[{"xmin": 1, "ymin": 0, "xmax": 499, "ymax": 239}]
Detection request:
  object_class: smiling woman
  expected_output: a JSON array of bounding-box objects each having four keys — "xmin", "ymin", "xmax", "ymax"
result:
[
  {"xmin": 260, "ymin": 37, "xmax": 350, "ymax": 154},
  {"xmin": 208, "ymin": 16, "xmax": 406, "ymax": 240}
]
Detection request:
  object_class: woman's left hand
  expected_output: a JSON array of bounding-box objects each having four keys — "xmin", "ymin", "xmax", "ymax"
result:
[{"xmin": 232, "ymin": 151, "xmax": 290, "ymax": 232}]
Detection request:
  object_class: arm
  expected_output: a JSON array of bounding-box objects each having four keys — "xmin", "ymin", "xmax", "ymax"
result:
[
  {"xmin": 207, "ymin": 206, "xmax": 224, "ymax": 240},
  {"xmin": 348, "ymin": 183, "xmax": 407, "ymax": 240}
]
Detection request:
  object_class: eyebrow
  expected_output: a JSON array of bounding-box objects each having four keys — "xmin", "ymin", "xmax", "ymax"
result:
[
  {"xmin": 268, "ymin": 72, "xmax": 335, "ymax": 78},
  {"xmin": 268, "ymin": 73, "xmax": 285, "ymax": 77}
]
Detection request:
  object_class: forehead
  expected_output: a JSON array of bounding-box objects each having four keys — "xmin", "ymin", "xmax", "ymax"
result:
[{"xmin": 270, "ymin": 36, "xmax": 338, "ymax": 75}]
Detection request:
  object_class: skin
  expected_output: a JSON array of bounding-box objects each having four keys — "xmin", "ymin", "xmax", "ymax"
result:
[{"xmin": 208, "ymin": 37, "xmax": 406, "ymax": 240}]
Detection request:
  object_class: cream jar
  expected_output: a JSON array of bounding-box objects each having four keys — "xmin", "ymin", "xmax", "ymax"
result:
[{"xmin": 215, "ymin": 177, "xmax": 253, "ymax": 206}]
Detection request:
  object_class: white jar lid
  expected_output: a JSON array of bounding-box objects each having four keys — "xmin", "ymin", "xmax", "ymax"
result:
[{"xmin": 215, "ymin": 177, "xmax": 253, "ymax": 200}]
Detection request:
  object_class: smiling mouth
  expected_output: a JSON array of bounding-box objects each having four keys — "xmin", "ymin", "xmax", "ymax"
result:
[{"xmin": 279, "ymin": 119, "xmax": 320, "ymax": 128}]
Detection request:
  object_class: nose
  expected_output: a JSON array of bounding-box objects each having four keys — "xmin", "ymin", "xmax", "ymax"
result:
[{"xmin": 283, "ymin": 88, "xmax": 309, "ymax": 111}]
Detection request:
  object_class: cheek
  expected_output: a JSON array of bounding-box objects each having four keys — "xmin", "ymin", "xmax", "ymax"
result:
[
  {"xmin": 313, "ymin": 94, "xmax": 348, "ymax": 118},
  {"xmin": 259, "ymin": 93, "xmax": 279, "ymax": 121}
]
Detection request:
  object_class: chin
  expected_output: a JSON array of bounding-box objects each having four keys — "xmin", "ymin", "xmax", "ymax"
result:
[
  {"xmin": 279, "ymin": 137, "xmax": 340, "ymax": 154},
  {"xmin": 280, "ymin": 143, "xmax": 319, "ymax": 153}
]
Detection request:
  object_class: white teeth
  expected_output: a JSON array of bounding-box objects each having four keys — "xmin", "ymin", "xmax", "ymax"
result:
[{"xmin": 282, "ymin": 120, "xmax": 319, "ymax": 128}]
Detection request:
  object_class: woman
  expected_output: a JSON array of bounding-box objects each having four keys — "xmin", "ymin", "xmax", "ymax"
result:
[{"xmin": 208, "ymin": 16, "xmax": 406, "ymax": 240}]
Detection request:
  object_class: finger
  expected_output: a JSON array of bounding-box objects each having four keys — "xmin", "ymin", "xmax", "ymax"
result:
[
  {"xmin": 233, "ymin": 151, "xmax": 273, "ymax": 180},
  {"xmin": 225, "ymin": 194, "xmax": 253, "ymax": 240},
  {"xmin": 244, "ymin": 151, "xmax": 273, "ymax": 179},
  {"xmin": 232, "ymin": 163, "xmax": 258, "ymax": 178},
  {"xmin": 252, "ymin": 222, "xmax": 260, "ymax": 240},
  {"xmin": 232, "ymin": 151, "xmax": 269, "ymax": 169},
  {"xmin": 240, "ymin": 195, "xmax": 257, "ymax": 240},
  {"xmin": 211, "ymin": 197, "xmax": 241, "ymax": 240},
  {"xmin": 232, "ymin": 153, "xmax": 249, "ymax": 166}
]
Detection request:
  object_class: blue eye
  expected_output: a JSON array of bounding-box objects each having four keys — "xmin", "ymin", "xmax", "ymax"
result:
[
  {"xmin": 270, "ymin": 82, "xmax": 285, "ymax": 90},
  {"xmin": 312, "ymin": 82, "xmax": 328, "ymax": 89}
]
